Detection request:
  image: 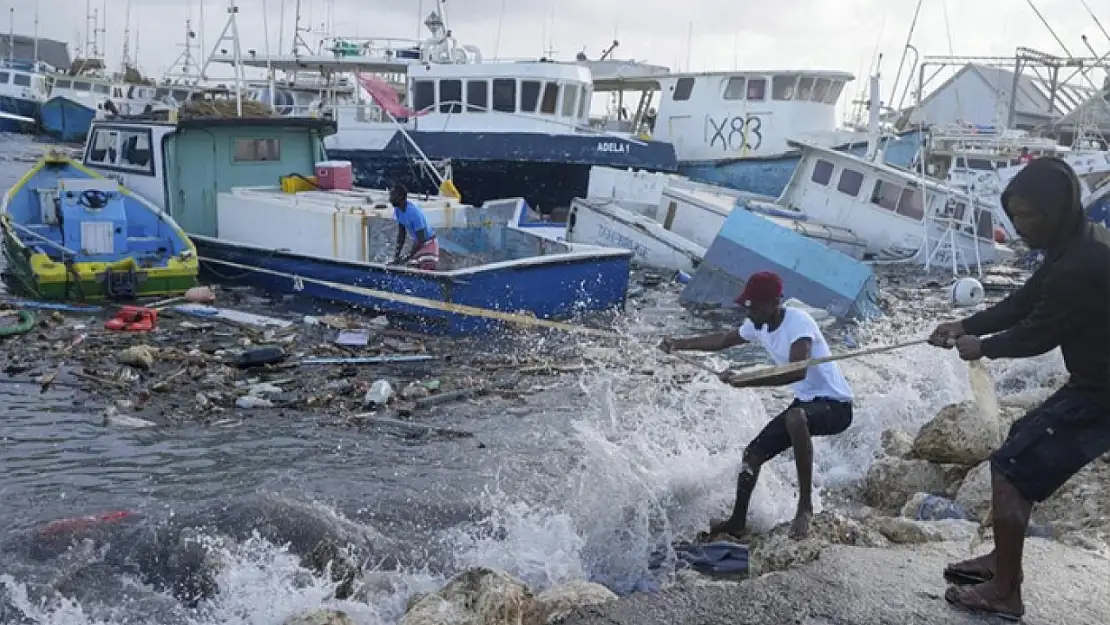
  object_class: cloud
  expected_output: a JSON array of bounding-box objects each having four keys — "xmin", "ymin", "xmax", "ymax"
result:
[{"xmin": 9, "ymin": 0, "xmax": 1108, "ymax": 116}]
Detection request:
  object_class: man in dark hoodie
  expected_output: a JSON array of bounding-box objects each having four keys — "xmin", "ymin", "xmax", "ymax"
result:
[{"xmin": 928, "ymin": 157, "xmax": 1110, "ymax": 621}]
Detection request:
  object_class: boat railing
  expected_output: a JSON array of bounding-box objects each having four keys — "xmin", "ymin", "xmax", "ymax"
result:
[{"xmin": 398, "ymin": 99, "xmax": 648, "ymax": 144}]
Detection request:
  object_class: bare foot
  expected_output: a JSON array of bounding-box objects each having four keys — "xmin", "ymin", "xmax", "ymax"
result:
[
  {"xmin": 788, "ymin": 509, "xmax": 812, "ymax": 540},
  {"xmin": 944, "ymin": 580, "xmax": 1024, "ymax": 621}
]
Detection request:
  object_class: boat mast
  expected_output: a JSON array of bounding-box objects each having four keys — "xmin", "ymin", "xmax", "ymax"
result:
[
  {"xmin": 200, "ymin": 0, "xmax": 244, "ymax": 115},
  {"xmin": 33, "ymin": 0, "xmax": 40, "ymax": 66},
  {"xmin": 120, "ymin": 0, "xmax": 133, "ymax": 70},
  {"xmin": 7, "ymin": 8, "xmax": 12, "ymax": 65}
]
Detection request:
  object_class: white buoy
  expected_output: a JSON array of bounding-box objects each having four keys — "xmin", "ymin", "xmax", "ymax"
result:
[{"xmin": 951, "ymin": 277, "xmax": 985, "ymax": 307}]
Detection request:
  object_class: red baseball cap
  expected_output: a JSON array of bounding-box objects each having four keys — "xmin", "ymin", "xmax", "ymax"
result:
[{"xmin": 736, "ymin": 271, "xmax": 783, "ymax": 307}]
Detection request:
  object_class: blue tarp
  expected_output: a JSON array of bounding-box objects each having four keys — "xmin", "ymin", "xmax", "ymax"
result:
[{"xmin": 648, "ymin": 541, "xmax": 749, "ymax": 576}]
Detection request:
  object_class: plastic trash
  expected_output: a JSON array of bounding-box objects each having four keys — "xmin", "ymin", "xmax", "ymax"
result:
[
  {"xmin": 674, "ymin": 270, "xmax": 692, "ymax": 284},
  {"xmin": 914, "ymin": 494, "xmax": 969, "ymax": 521},
  {"xmin": 236, "ymin": 345, "xmax": 286, "ymax": 368},
  {"xmin": 248, "ymin": 382, "xmax": 283, "ymax": 397},
  {"xmin": 363, "ymin": 380, "xmax": 393, "ymax": 407},
  {"xmin": 236, "ymin": 395, "xmax": 273, "ymax": 409}
]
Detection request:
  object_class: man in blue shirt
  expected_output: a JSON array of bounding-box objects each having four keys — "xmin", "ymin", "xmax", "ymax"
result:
[{"xmin": 389, "ymin": 184, "xmax": 439, "ymax": 270}]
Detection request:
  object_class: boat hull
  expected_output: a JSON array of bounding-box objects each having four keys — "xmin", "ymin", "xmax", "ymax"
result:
[
  {"xmin": 192, "ymin": 235, "xmax": 632, "ymax": 335},
  {"xmin": 326, "ymin": 130, "xmax": 678, "ymax": 215},
  {"xmin": 40, "ymin": 97, "xmax": 96, "ymax": 143},
  {"xmin": 0, "ymin": 96, "xmax": 41, "ymax": 134},
  {"xmin": 566, "ymin": 198, "xmax": 705, "ymax": 273}
]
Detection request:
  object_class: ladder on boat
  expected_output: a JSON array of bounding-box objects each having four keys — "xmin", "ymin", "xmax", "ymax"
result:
[{"xmin": 922, "ymin": 205, "xmax": 984, "ymax": 279}]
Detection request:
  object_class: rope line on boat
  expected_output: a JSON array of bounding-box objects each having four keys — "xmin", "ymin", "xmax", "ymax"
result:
[{"xmin": 197, "ymin": 256, "xmax": 623, "ymax": 338}]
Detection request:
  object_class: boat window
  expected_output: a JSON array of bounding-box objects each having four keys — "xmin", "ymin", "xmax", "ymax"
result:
[
  {"xmin": 966, "ymin": 158, "xmax": 994, "ymax": 170},
  {"xmin": 520, "ymin": 80, "xmax": 540, "ymax": 113},
  {"xmin": 561, "ymin": 84, "xmax": 579, "ymax": 117},
  {"xmin": 466, "ymin": 80, "xmax": 487, "ymax": 112},
  {"xmin": 954, "ymin": 157, "xmax": 967, "ymax": 169},
  {"xmin": 811, "ymin": 159, "xmax": 834, "ymax": 185},
  {"xmin": 870, "ymin": 179, "xmax": 902, "ymax": 211},
  {"xmin": 772, "ymin": 76, "xmax": 797, "ymax": 101},
  {"xmin": 172, "ymin": 90, "xmax": 190, "ymax": 101},
  {"xmin": 88, "ymin": 130, "xmax": 118, "ymax": 164},
  {"xmin": 896, "ymin": 186, "xmax": 925, "ymax": 220},
  {"xmin": 1009, "ymin": 158, "xmax": 1021, "ymax": 166},
  {"xmin": 0, "ymin": 72, "xmax": 9, "ymax": 84},
  {"xmin": 492, "ymin": 78, "xmax": 515, "ymax": 112},
  {"xmin": 796, "ymin": 76, "xmax": 815, "ymax": 101},
  {"xmin": 95, "ymin": 84, "xmax": 111, "ymax": 95},
  {"xmin": 945, "ymin": 198, "xmax": 968, "ymax": 221},
  {"xmin": 233, "ymin": 137, "xmax": 281, "ymax": 162},
  {"xmin": 540, "ymin": 82, "xmax": 560, "ymax": 114},
  {"xmin": 813, "ymin": 78, "xmax": 830, "ymax": 102},
  {"xmin": 975, "ymin": 207, "xmax": 994, "ymax": 239},
  {"xmin": 412, "ymin": 80, "xmax": 435, "ymax": 112},
  {"xmin": 824, "ymin": 80, "xmax": 845, "ymax": 104},
  {"xmin": 54, "ymin": 79, "xmax": 72, "ymax": 89},
  {"xmin": 12, "ymin": 73, "xmax": 31, "ymax": 87},
  {"xmin": 837, "ymin": 168, "xmax": 864, "ymax": 196},
  {"xmin": 723, "ymin": 77, "xmax": 746, "ymax": 100},
  {"xmin": 118, "ymin": 130, "xmax": 152, "ymax": 169},
  {"xmin": 577, "ymin": 87, "xmax": 589, "ymax": 119},
  {"xmin": 74, "ymin": 81, "xmax": 92, "ymax": 91},
  {"xmin": 747, "ymin": 78, "xmax": 766, "ymax": 101},
  {"xmin": 438, "ymin": 79, "xmax": 462, "ymax": 113},
  {"xmin": 672, "ymin": 77, "xmax": 694, "ymax": 101}
]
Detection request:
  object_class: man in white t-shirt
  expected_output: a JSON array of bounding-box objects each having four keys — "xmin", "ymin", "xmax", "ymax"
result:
[{"xmin": 661, "ymin": 271, "xmax": 854, "ymax": 540}]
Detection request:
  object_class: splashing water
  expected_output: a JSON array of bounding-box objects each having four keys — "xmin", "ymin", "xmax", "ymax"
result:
[{"xmin": 0, "ymin": 308, "xmax": 1069, "ymax": 625}]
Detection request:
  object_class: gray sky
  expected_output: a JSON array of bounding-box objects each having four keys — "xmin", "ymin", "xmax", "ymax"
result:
[{"xmin": 9, "ymin": 0, "xmax": 1110, "ymax": 116}]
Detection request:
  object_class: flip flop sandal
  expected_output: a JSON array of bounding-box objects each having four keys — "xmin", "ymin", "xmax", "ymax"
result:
[
  {"xmin": 944, "ymin": 585, "xmax": 1023, "ymax": 622},
  {"xmin": 943, "ymin": 567, "xmax": 992, "ymax": 586}
]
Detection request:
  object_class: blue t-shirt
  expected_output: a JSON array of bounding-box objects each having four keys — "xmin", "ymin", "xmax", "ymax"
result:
[{"xmin": 394, "ymin": 200, "xmax": 435, "ymax": 239}]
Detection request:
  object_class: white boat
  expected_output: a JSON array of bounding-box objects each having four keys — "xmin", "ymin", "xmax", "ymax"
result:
[
  {"xmin": 566, "ymin": 166, "xmax": 866, "ymax": 272},
  {"xmin": 0, "ymin": 58, "xmax": 50, "ymax": 133}
]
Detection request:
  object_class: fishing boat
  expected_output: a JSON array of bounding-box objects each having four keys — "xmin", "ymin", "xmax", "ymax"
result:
[
  {"xmin": 78, "ymin": 115, "xmax": 633, "ymax": 334},
  {"xmin": 207, "ymin": 2, "xmax": 678, "ymax": 217},
  {"xmin": 0, "ymin": 151, "xmax": 198, "ymax": 301},
  {"xmin": 0, "ymin": 59, "xmax": 50, "ymax": 133}
]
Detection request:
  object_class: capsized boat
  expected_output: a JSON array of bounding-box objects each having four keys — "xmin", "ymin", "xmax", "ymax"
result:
[{"xmin": 0, "ymin": 152, "xmax": 198, "ymax": 300}]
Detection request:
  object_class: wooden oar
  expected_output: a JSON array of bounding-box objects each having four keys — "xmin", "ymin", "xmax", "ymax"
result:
[{"xmin": 719, "ymin": 338, "xmax": 929, "ymax": 385}]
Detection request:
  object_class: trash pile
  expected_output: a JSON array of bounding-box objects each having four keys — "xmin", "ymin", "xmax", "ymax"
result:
[{"xmin": 0, "ymin": 285, "xmax": 590, "ymax": 431}]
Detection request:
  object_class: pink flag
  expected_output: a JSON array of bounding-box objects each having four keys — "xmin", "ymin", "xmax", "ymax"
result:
[{"xmin": 356, "ymin": 72, "xmax": 428, "ymax": 118}]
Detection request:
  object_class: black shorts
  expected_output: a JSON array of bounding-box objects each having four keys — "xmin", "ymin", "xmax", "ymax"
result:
[
  {"xmin": 991, "ymin": 386, "xmax": 1110, "ymax": 503},
  {"xmin": 746, "ymin": 397, "xmax": 854, "ymax": 461}
]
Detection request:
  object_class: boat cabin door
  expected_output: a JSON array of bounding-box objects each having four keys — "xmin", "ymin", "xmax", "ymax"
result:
[{"xmin": 168, "ymin": 131, "xmax": 219, "ymax": 237}]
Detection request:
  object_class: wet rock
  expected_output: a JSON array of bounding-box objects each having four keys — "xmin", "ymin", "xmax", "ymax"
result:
[
  {"xmin": 281, "ymin": 609, "xmax": 355, "ymax": 625},
  {"xmin": 900, "ymin": 492, "xmax": 970, "ymax": 521},
  {"xmin": 118, "ymin": 345, "xmax": 156, "ymax": 370},
  {"xmin": 909, "ymin": 400, "xmax": 1000, "ymax": 466},
  {"xmin": 400, "ymin": 567, "xmax": 532, "ymax": 625},
  {"xmin": 954, "ymin": 461, "xmax": 993, "ymax": 522},
  {"xmin": 101, "ymin": 406, "xmax": 155, "ymax": 428},
  {"xmin": 879, "ymin": 428, "xmax": 912, "ymax": 458},
  {"xmin": 862, "ymin": 457, "xmax": 949, "ymax": 512},
  {"xmin": 401, "ymin": 383, "xmax": 430, "ymax": 400},
  {"xmin": 866, "ymin": 516, "xmax": 977, "ymax": 545},
  {"xmin": 528, "ymin": 580, "xmax": 618, "ymax": 625},
  {"xmin": 349, "ymin": 570, "xmax": 409, "ymax": 604},
  {"xmin": 248, "ymin": 382, "xmax": 283, "ymax": 397},
  {"xmin": 748, "ymin": 512, "xmax": 887, "ymax": 577}
]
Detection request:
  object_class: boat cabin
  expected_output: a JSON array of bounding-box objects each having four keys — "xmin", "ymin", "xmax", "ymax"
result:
[
  {"xmin": 588, "ymin": 69, "xmax": 853, "ymax": 161},
  {"xmin": 781, "ymin": 141, "xmax": 1003, "ymax": 268},
  {"xmin": 80, "ymin": 117, "xmax": 335, "ymax": 238},
  {"xmin": 914, "ymin": 124, "xmax": 1062, "ymax": 188},
  {"xmin": 0, "ymin": 60, "xmax": 50, "ymax": 104}
]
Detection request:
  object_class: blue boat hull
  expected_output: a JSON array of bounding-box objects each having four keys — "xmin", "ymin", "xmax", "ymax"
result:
[
  {"xmin": 678, "ymin": 130, "xmax": 925, "ymax": 198},
  {"xmin": 0, "ymin": 96, "xmax": 41, "ymax": 134},
  {"xmin": 39, "ymin": 97, "xmax": 96, "ymax": 143},
  {"xmin": 327, "ymin": 130, "xmax": 678, "ymax": 215},
  {"xmin": 192, "ymin": 235, "xmax": 632, "ymax": 335},
  {"xmin": 680, "ymin": 207, "xmax": 882, "ymax": 321}
]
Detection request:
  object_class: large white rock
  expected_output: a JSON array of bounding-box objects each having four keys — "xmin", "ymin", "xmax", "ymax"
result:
[
  {"xmin": 400, "ymin": 567, "xmax": 532, "ymax": 625},
  {"xmin": 862, "ymin": 457, "xmax": 951, "ymax": 512},
  {"xmin": 955, "ymin": 461, "xmax": 994, "ymax": 522},
  {"xmin": 529, "ymin": 580, "xmax": 618, "ymax": 624},
  {"xmin": 910, "ymin": 400, "xmax": 1000, "ymax": 466},
  {"xmin": 282, "ymin": 610, "xmax": 355, "ymax": 625}
]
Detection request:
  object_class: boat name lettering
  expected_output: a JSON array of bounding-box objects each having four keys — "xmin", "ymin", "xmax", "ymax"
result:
[
  {"xmin": 596, "ymin": 223, "xmax": 649, "ymax": 258},
  {"xmin": 706, "ymin": 114, "xmax": 763, "ymax": 152},
  {"xmin": 596, "ymin": 141, "xmax": 630, "ymax": 154},
  {"xmin": 292, "ymin": 275, "xmax": 305, "ymax": 291}
]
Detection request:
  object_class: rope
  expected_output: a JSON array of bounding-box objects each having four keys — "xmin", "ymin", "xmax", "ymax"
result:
[
  {"xmin": 0, "ymin": 310, "xmax": 36, "ymax": 337},
  {"xmin": 198, "ymin": 256, "xmax": 621, "ymax": 338}
]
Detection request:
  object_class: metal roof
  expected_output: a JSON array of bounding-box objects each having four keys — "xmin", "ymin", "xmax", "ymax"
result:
[
  {"xmin": 0, "ymin": 35, "xmax": 71, "ymax": 72},
  {"xmin": 965, "ymin": 64, "xmax": 1096, "ymax": 119}
]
